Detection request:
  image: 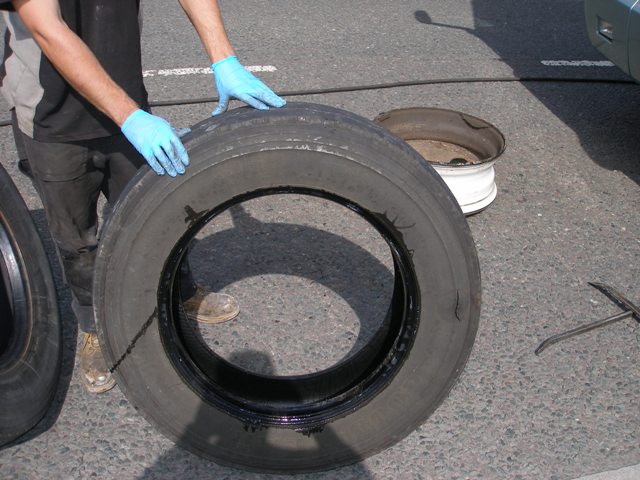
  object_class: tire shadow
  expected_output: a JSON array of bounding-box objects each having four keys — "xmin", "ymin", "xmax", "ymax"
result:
[
  {"xmin": 186, "ymin": 203, "xmax": 395, "ymax": 363},
  {"xmin": 135, "ymin": 203, "xmax": 390, "ymax": 476},
  {"xmin": 136, "ymin": 350, "xmax": 375, "ymax": 479}
]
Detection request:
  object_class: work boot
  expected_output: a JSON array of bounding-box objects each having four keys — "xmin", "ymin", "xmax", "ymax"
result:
[
  {"xmin": 183, "ymin": 287, "xmax": 239, "ymax": 324},
  {"xmin": 79, "ymin": 333, "xmax": 116, "ymax": 394}
]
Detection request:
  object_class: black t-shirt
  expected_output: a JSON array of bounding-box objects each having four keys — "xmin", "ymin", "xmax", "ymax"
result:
[{"xmin": 0, "ymin": 0, "xmax": 149, "ymax": 141}]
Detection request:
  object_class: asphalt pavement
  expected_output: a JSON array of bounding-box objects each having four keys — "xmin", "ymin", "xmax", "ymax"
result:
[{"xmin": 0, "ymin": 1, "xmax": 638, "ymax": 479}]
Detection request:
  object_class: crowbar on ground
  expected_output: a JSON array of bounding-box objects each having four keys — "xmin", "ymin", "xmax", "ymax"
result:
[{"xmin": 535, "ymin": 282, "xmax": 640, "ymax": 355}]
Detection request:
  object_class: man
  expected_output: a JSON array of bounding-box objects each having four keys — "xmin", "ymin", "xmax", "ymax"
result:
[{"xmin": 0, "ymin": 0, "xmax": 285, "ymax": 393}]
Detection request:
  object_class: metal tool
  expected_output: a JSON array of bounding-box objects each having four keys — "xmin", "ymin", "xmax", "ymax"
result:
[{"xmin": 535, "ymin": 282, "xmax": 640, "ymax": 355}]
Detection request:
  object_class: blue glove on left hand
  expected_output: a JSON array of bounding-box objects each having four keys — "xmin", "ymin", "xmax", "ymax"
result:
[{"xmin": 211, "ymin": 56, "xmax": 286, "ymax": 116}]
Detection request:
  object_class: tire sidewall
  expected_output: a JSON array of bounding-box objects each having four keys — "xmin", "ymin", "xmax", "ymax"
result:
[
  {"xmin": 0, "ymin": 164, "xmax": 60, "ymax": 445},
  {"xmin": 95, "ymin": 104, "xmax": 480, "ymax": 471}
]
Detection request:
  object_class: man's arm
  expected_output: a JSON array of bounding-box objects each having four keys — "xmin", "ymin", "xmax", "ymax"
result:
[
  {"xmin": 11, "ymin": 0, "xmax": 188, "ymax": 176},
  {"xmin": 177, "ymin": 0, "xmax": 234, "ymax": 64},
  {"xmin": 12, "ymin": 0, "xmax": 138, "ymax": 126},
  {"xmin": 178, "ymin": 0, "xmax": 286, "ymax": 115}
]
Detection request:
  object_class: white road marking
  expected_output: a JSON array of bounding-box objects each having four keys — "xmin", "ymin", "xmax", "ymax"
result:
[
  {"xmin": 541, "ymin": 60, "xmax": 615, "ymax": 67},
  {"xmin": 142, "ymin": 65, "xmax": 277, "ymax": 77}
]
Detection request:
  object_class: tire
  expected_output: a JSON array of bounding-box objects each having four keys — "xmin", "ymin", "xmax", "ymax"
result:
[
  {"xmin": 0, "ymin": 163, "xmax": 61, "ymax": 446},
  {"xmin": 94, "ymin": 102, "xmax": 481, "ymax": 473}
]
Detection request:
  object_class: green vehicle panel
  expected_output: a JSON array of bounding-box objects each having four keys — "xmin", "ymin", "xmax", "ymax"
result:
[{"xmin": 585, "ymin": 0, "xmax": 640, "ymax": 81}]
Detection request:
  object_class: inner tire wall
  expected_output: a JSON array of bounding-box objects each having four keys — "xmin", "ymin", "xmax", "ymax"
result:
[
  {"xmin": 94, "ymin": 102, "xmax": 481, "ymax": 473},
  {"xmin": 0, "ymin": 163, "xmax": 61, "ymax": 446}
]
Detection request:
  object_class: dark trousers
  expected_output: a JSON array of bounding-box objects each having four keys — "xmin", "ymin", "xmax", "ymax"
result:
[{"xmin": 17, "ymin": 130, "xmax": 196, "ymax": 333}]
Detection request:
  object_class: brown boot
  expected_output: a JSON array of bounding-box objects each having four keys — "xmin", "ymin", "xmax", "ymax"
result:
[
  {"xmin": 183, "ymin": 287, "xmax": 239, "ymax": 324},
  {"xmin": 79, "ymin": 333, "xmax": 116, "ymax": 394}
]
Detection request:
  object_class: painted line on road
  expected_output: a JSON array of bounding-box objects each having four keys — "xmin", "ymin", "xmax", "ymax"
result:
[
  {"xmin": 143, "ymin": 61, "xmax": 613, "ymax": 79},
  {"xmin": 143, "ymin": 65, "xmax": 277, "ymax": 77},
  {"xmin": 541, "ymin": 60, "xmax": 615, "ymax": 67}
]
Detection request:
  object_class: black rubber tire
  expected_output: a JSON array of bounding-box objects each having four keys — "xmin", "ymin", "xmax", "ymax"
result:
[
  {"xmin": 94, "ymin": 102, "xmax": 481, "ymax": 473},
  {"xmin": 0, "ymin": 163, "xmax": 61, "ymax": 446}
]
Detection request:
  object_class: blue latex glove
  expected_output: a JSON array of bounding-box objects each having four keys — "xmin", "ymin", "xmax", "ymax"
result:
[
  {"xmin": 121, "ymin": 109, "xmax": 189, "ymax": 177},
  {"xmin": 211, "ymin": 56, "xmax": 286, "ymax": 116}
]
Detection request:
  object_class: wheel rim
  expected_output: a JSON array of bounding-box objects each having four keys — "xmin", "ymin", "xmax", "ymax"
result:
[
  {"xmin": 0, "ymin": 216, "xmax": 29, "ymax": 369},
  {"xmin": 157, "ymin": 187, "xmax": 420, "ymax": 430}
]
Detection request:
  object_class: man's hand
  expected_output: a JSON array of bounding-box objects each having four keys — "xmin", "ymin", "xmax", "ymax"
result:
[
  {"xmin": 121, "ymin": 110, "xmax": 189, "ymax": 177},
  {"xmin": 211, "ymin": 56, "xmax": 286, "ymax": 116}
]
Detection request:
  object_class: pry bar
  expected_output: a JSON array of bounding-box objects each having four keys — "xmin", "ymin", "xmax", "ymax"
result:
[{"xmin": 535, "ymin": 282, "xmax": 639, "ymax": 355}]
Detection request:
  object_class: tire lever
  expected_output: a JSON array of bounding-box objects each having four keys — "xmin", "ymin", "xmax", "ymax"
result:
[{"xmin": 535, "ymin": 282, "xmax": 639, "ymax": 355}]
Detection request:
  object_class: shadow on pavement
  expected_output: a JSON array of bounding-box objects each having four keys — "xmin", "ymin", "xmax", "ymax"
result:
[
  {"xmin": 415, "ymin": 2, "xmax": 640, "ymax": 186},
  {"xmin": 186, "ymin": 203, "xmax": 394, "ymax": 361},
  {"xmin": 134, "ymin": 203, "xmax": 387, "ymax": 477},
  {"xmin": 137, "ymin": 350, "xmax": 375, "ymax": 479}
]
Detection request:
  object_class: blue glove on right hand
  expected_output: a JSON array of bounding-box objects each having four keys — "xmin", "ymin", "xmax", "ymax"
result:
[
  {"xmin": 121, "ymin": 109, "xmax": 189, "ymax": 177},
  {"xmin": 211, "ymin": 56, "xmax": 286, "ymax": 116}
]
